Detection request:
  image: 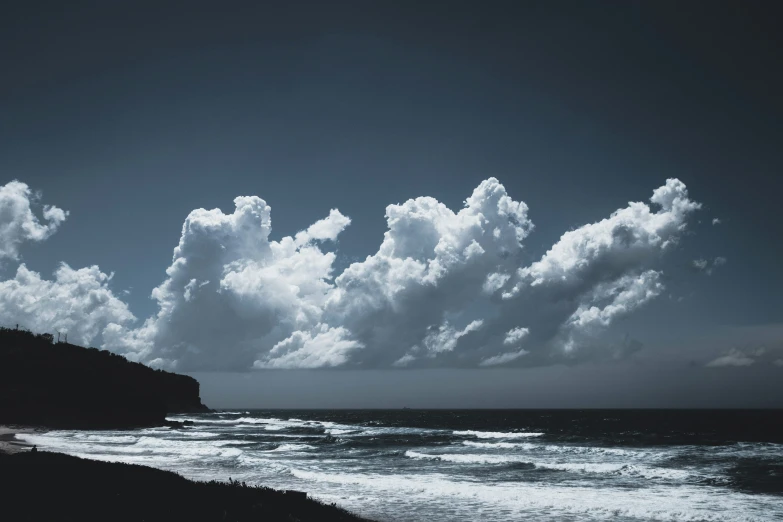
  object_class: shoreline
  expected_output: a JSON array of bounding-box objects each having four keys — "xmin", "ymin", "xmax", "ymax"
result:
[
  {"xmin": 0, "ymin": 424, "xmax": 45, "ymax": 454},
  {"xmin": 0, "ymin": 424, "xmax": 375, "ymax": 522}
]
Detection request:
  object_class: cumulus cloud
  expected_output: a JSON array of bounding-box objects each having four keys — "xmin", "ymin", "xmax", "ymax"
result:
[
  {"xmin": 273, "ymin": 178, "xmax": 696, "ymax": 369},
  {"xmin": 503, "ymin": 327, "xmax": 529, "ymax": 345},
  {"xmin": 0, "ymin": 180, "xmax": 68, "ymax": 261},
  {"xmin": 565, "ymin": 271, "xmax": 663, "ymax": 330},
  {"xmin": 105, "ymin": 196, "xmax": 352, "ymax": 370},
  {"xmin": 254, "ymin": 324, "xmax": 362, "ymax": 369},
  {"xmin": 712, "ymin": 218, "xmax": 721, "ymax": 225},
  {"xmin": 0, "ymin": 263, "xmax": 135, "ymax": 346},
  {"xmin": 424, "ymin": 320, "xmax": 485, "ymax": 354},
  {"xmin": 0, "ymin": 177, "xmax": 704, "ymax": 370},
  {"xmin": 506, "ymin": 179, "xmax": 699, "ymax": 297}
]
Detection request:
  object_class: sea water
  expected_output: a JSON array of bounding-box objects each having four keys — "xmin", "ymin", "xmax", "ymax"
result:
[{"xmin": 18, "ymin": 410, "xmax": 783, "ymax": 521}]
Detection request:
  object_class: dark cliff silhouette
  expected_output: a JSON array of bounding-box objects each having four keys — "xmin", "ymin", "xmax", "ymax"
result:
[
  {"xmin": 0, "ymin": 450, "xmax": 371, "ymax": 522},
  {"xmin": 0, "ymin": 326, "xmax": 210, "ymax": 429}
]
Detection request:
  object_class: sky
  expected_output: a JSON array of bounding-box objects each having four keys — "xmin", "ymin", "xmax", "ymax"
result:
[{"xmin": 1, "ymin": 1, "xmax": 781, "ymax": 407}]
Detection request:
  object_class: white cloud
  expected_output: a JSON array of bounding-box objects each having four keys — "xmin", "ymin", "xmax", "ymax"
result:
[
  {"xmin": 706, "ymin": 348, "xmax": 755, "ymax": 367},
  {"xmin": 483, "ymin": 272, "xmax": 511, "ymax": 294},
  {"xmin": 423, "ymin": 320, "xmax": 484, "ymax": 354},
  {"xmin": 480, "ymin": 348, "xmax": 529, "ymax": 367},
  {"xmin": 505, "ymin": 178, "xmax": 699, "ymax": 298},
  {"xmin": 566, "ymin": 271, "xmax": 663, "ymax": 330},
  {"xmin": 503, "ymin": 327, "xmax": 529, "ymax": 345},
  {"xmin": 106, "ymin": 196, "xmax": 352, "ymax": 370},
  {"xmin": 260, "ymin": 178, "xmax": 696, "ymax": 369},
  {"xmin": 0, "ymin": 263, "xmax": 135, "ymax": 346},
  {"xmin": 712, "ymin": 218, "xmax": 721, "ymax": 225},
  {"xmin": 392, "ymin": 353, "xmax": 417, "ymax": 367},
  {"xmin": 295, "ymin": 208, "xmax": 351, "ymax": 245},
  {"xmin": 0, "ymin": 180, "xmax": 68, "ymax": 261},
  {"xmin": 254, "ymin": 324, "xmax": 362, "ymax": 369},
  {"xmin": 0, "ymin": 177, "xmax": 704, "ymax": 371},
  {"xmin": 287, "ymin": 177, "xmax": 537, "ymax": 369}
]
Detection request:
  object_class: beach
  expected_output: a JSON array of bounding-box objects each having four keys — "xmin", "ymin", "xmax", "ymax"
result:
[
  {"xmin": 0, "ymin": 425, "xmax": 40, "ymax": 454},
  {"xmin": 0, "ymin": 424, "xmax": 372, "ymax": 522}
]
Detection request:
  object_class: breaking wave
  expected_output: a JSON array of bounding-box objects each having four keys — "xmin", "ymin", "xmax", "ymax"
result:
[
  {"xmin": 21, "ymin": 410, "xmax": 783, "ymax": 522},
  {"xmin": 453, "ymin": 429, "xmax": 544, "ymax": 438}
]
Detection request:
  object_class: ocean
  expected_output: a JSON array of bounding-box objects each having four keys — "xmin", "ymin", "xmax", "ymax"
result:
[{"xmin": 19, "ymin": 410, "xmax": 783, "ymax": 521}]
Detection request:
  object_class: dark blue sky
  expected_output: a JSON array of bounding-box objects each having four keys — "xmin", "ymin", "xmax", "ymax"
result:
[{"xmin": 1, "ymin": 1, "xmax": 781, "ymax": 406}]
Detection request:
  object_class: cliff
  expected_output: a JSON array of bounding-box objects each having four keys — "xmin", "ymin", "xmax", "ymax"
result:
[{"xmin": 0, "ymin": 327, "xmax": 209, "ymax": 429}]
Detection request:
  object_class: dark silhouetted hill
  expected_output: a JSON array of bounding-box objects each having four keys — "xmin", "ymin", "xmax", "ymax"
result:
[
  {"xmin": 0, "ymin": 450, "xmax": 372, "ymax": 522},
  {"xmin": 0, "ymin": 326, "xmax": 209, "ymax": 429}
]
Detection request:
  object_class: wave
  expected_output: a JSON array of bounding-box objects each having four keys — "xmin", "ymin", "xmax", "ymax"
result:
[
  {"xmin": 17, "ymin": 433, "xmax": 244, "ymax": 461},
  {"xmin": 326, "ymin": 428, "xmax": 359, "ymax": 436},
  {"xmin": 536, "ymin": 462, "xmax": 694, "ymax": 481},
  {"xmin": 268, "ymin": 443, "xmax": 317, "ymax": 452},
  {"xmin": 453, "ymin": 430, "xmax": 543, "ymax": 439},
  {"xmin": 133, "ymin": 437, "xmax": 244, "ymax": 458},
  {"xmin": 236, "ymin": 417, "xmax": 284, "ymax": 425},
  {"xmin": 460, "ymin": 439, "xmax": 656, "ymax": 458},
  {"xmin": 70, "ymin": 433, "xmax": 141, "ymax": 444},
  {"xmin": 406, "ymin": 451, "xmax": 695, "ymax": 481},
  {"xmin": 167, "ymin": 417, "xmax": 241, "ymax": 424},
  {"xmin": 289, "ymin": 469, "xmax": 779, "ymax": 522},
  {"xmin": 168, "ymin": 414, "xmax": 450, "ymax": 441},
  {"xmin": 462, "ymin": 441, "xmax": 532, "ymax": 449},
  {"xmin": 616, "ymin": 464, "xmax": 693, "ymax": 481},
  {"xmin": 168, "ymin": 431, "xmax": 223, "ymax": 439},
  {"xmin": 539, "ymin": 444, "xmax": 650, "ymax": 458},
  {"xmin": 405, "ymin": 450, "xmax": 534, "ymax": 465},
  {"xmin": 20, "ymin": 418, "xmax": 783, "ymax": 522},
  {"xmin": 236, "ymin": 453, "xmax": 292, "ymax": 472}
]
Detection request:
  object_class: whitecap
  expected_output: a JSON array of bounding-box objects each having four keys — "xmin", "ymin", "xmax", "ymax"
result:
[
  {"xmin": 405, "ymin": 450, "xmax": 533, "ymax": 465},
  {"xmin": 453, "ymin": 430, "xmax": 544, "ymax": 439},
  {"xmin": 268, "ymin": 443, "xmax": 317, "ymax": 452},
  {"xmin": 462, "ymin": 440, "xmax": 532, "ymax": 449},
  {"xmin": 290, "ymin": 469, "xmax": 781, "ymax": 522}
]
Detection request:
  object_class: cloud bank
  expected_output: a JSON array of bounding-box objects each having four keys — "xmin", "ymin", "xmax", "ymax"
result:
[{"xmin": 0, "ymin": 178, "xmax": 703, "ymax": 370}]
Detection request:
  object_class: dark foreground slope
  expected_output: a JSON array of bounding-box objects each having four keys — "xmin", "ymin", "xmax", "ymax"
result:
[
  {"xmin": 0, "ymin": 327, "xmax": 209, "ymax": 428},
  {"xmin": 0, "ymin": 450, "xmax": 371, "ymax": 522}
]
